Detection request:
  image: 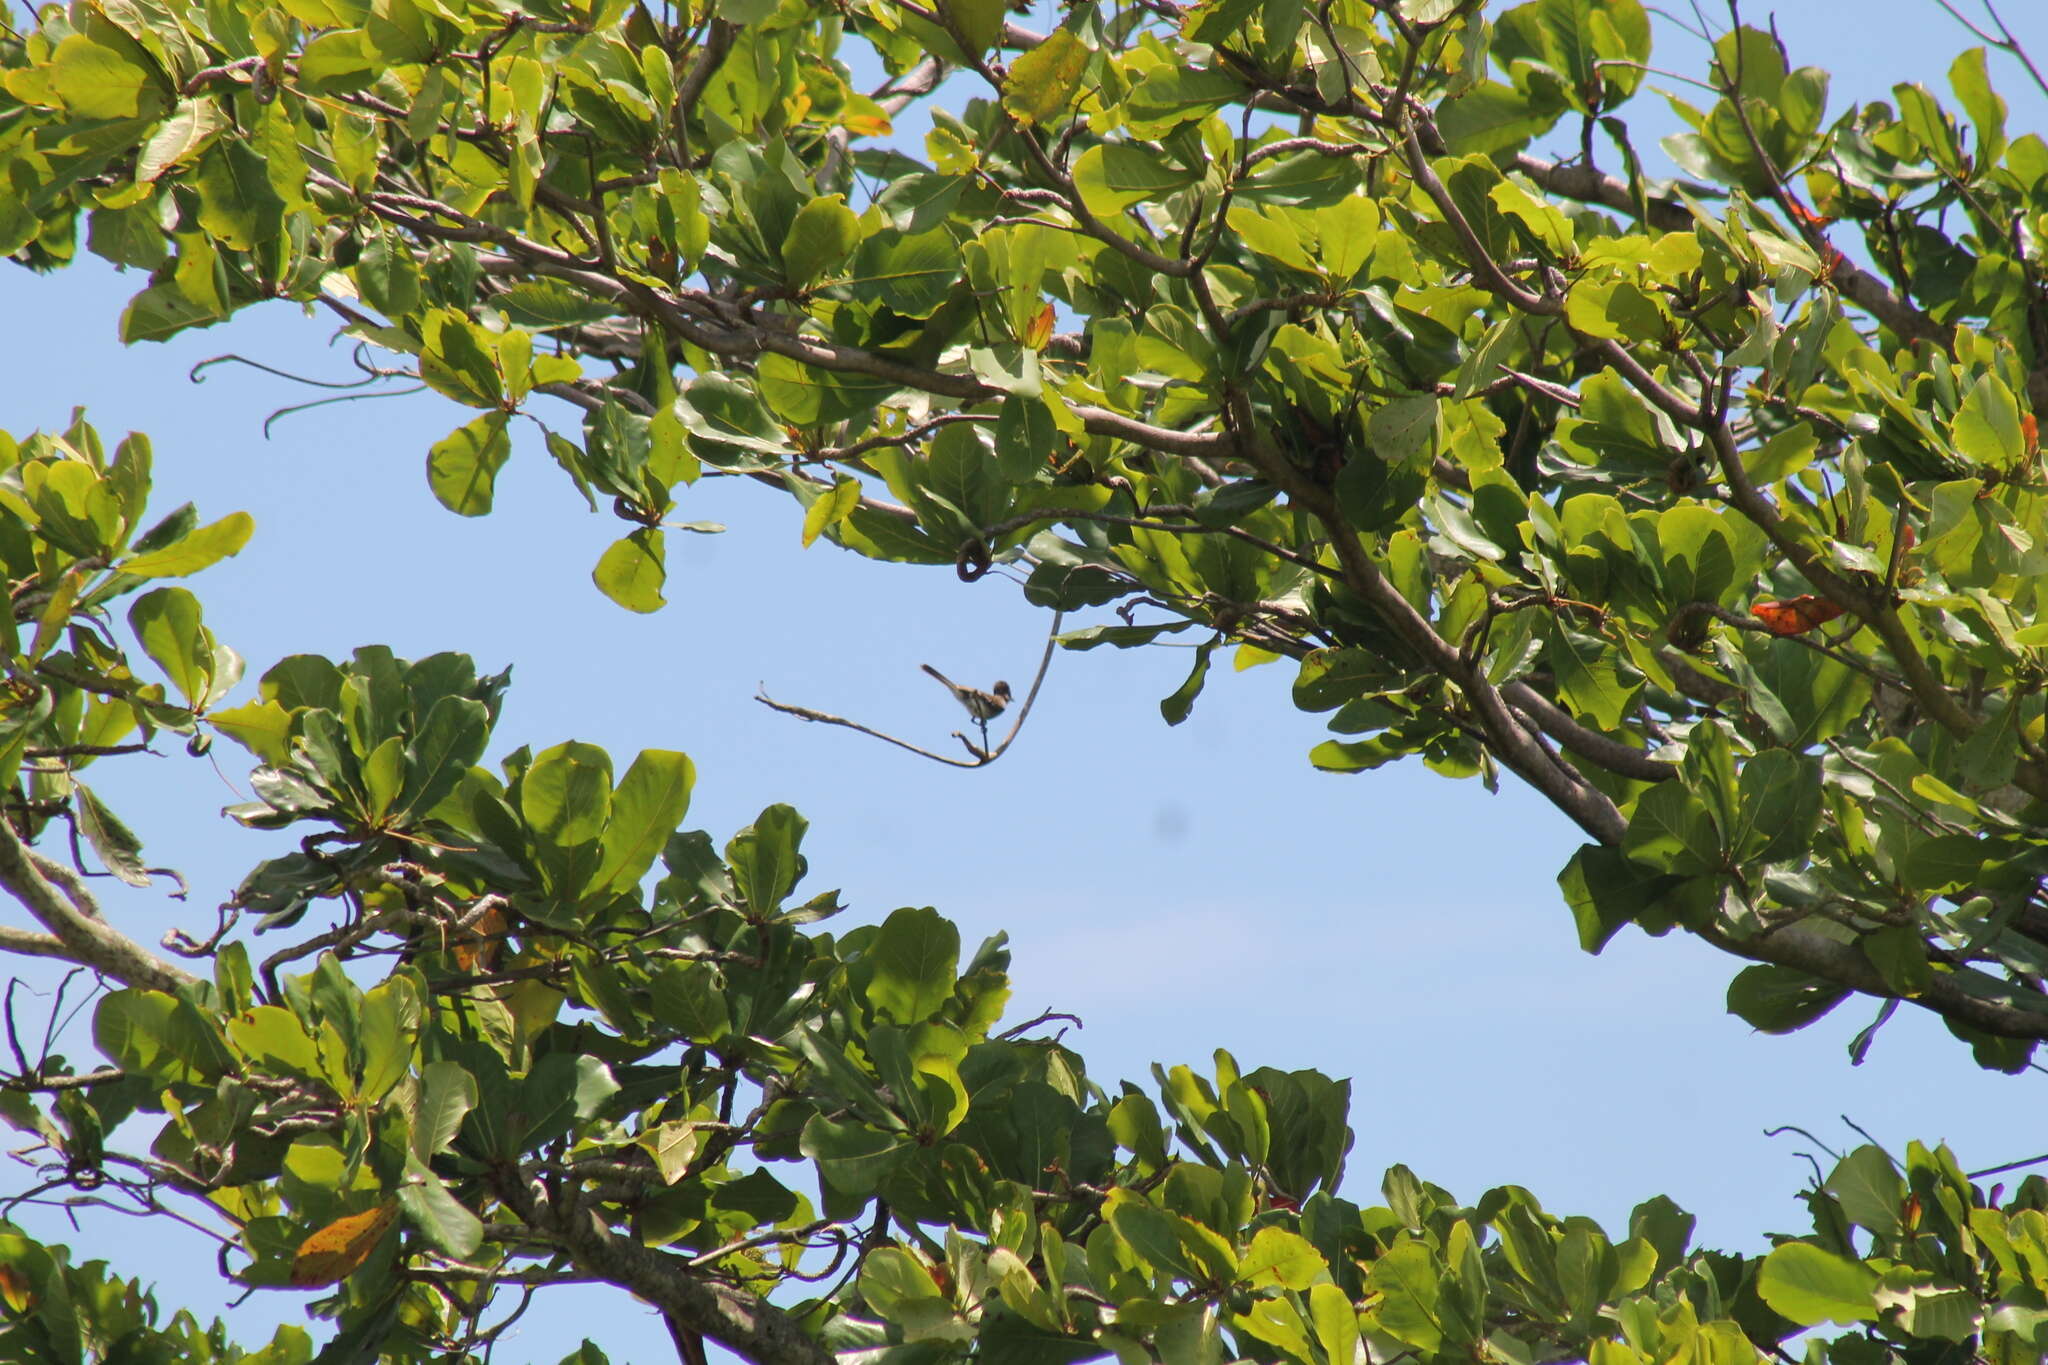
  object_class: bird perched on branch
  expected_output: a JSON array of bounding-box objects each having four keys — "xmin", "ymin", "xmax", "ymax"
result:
[{"xmin": 921, "ymin": 665, "xmax": 1011, "ymax": 723}]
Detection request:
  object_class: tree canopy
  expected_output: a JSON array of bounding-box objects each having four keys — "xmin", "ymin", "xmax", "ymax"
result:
[{"xmin": 4, "ymin": 0, "xmax": 2048, "ymax": 1359}]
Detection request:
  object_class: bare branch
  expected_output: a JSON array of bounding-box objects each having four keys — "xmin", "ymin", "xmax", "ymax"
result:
[
  {"xmin": 0, "ymin": 822, "xmax": 195, "ymax": 992},
  {"xmin": 757, "ymin": 614, "xmax": 1064, "ymax": 767}
]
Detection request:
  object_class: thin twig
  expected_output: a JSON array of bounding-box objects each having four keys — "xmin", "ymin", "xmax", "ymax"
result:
[{"xmin": 756, "ymin": 613, "xmax": 1063, "ymax": 767}]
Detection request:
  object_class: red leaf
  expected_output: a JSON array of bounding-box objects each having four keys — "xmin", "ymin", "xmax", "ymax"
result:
[
  {"xmin": 1751, "ymin": 595, "xmax": 1846, "ymax": 636},
  {"xmin": 1785, "ymin": 198, "xmax": 1835, "ymax": 230}
]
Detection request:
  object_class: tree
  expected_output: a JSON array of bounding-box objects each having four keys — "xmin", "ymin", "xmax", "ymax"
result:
[{"xmin": 2, "ymin": 0, "xmax": 2048, "ymax": 1358}]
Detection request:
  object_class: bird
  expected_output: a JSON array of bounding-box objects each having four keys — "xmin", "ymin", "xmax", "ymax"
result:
[{"xmin": 921, "ymin": 664, "xmax": 1012, "ymax": 723}]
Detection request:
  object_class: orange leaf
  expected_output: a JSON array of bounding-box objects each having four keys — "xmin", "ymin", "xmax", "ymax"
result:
[
  {"xmin": 1751, "ymin": 595, "xmax": 1846, "ymax": 636},
  {"xmin": 1023, "ymin": 301, "xmax": 1055, "ymax": 351},
  {"xmin": 1785, "ymin": 197, "xmax": 1835, "ymax": 230},
  {"xmin": 0, "ymin": 1262, "xmax": 34, "ymax": 1314},
  {"xmin": 290, "ymin": 1202, "xmax": 399, "ymax": 1288},
  {"xmin": 451, "ymin": 902, "xmax": 508, "ymax": 973}
]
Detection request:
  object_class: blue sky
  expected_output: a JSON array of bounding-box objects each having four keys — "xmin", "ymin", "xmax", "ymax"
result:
[{"xmin": 1, "ymin": 2, "xmax": 2044, "ymax": 1359}]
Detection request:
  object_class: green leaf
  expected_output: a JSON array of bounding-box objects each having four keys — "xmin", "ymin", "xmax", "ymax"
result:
[
  {"xmin": 860, "ymin": 1246, "xmax": 947, "ymax": 1320},
  {"xmin": 800, "ymin": 1114, "xmax": 911, "ymax": 1195},
  {"xmin": 412, "ymin": 1060, "xmax": 477, "ymax": 1160},
  {"xmin": 851, "ymin": 229, "xmax": 960, "ymax": 319},
  {"xmin": 520, "ymin": 747, "xmax": 610, "ymax": 859},
  {"xmin": 356, "ymin": 977, "xmax": 420, "ymax": 1102},
  {"xmin": 1558, "ymin": 841, "xmax": 1678, "ymax": 953},
  {"xmin": 1861, "ymin": 925, "xmax": 1933, "ymax": 998},
  {"xmin": 1951, "ymin": 372, "xmax": 2025, "ymax": 468},
  {"xmin": 397, "ymin": 695, "xmax": 490, "ymax": 820},
  {"xmin": 1105, "ymin": 1190, "xmax": 1235, "ymax": 1285},
  {"xmin": 594, "ymin": 750, "xmax": 695, "ymax": 896},
  {"xmin": 572, "ymin": 1054, "xmax": 619, "ymax": 1120},
  {"xmin": 1124, "ymin": 65, "xmax": 1244, "ymax": 133},
  {"xmin": 937, "ymin": 0, "xmax": 1004, "ymax": 54},
  {"xmin": 593, "ymin": 528, "xmax": 667, "ymax": 613},
  {"xmin": 398, "ymin": 1167, "xmax": 485, "ymax": 1259},
  {"xmin": 127, "ymin": 586, "xmax": 214, "ymax": 710},
  {"xmin": 801, "ymin": 475, "xmax": 861, "ymax": 548},
  {"xmin": 1316, "ymin": 194, "xmax": 1382, "ymax": 284},
  {"xmin": 1732, "ymin": 749, "xmax": 1820, "ymax": 864},
  {"xmin": 868, "ymin": 906, "xmax": 960, "ymax": 1025},
  {"xmin": 49, "ymin": 33, "xmax": 163, "ymax": 119},
  {"xmin": 495, "ymin": 281, "xmax": 617, "ymax": 329},
  {"xmin": 1228, "ymin": 205, "xmax": 1316, "ymax": 274},
  {"xmin": 73, "ymin": 782, "xmax": 150, "ymax": 888},
  {"xmin": 119, "ymin": 511, "xmax": 253, "ymax": 578},
  {"xmin": 781, "ymin": 195, "xmax": 861, "ymax": 288},
  {"xmin": 1824, "ymin": 1145, "xmax": 1906, "ymax": 1239},
  {"xmin": 427, "ymin": 412, "xmax": 512, "ymax": 517},
  {"xmin": 192, "ymin": 140, "xmax": 285, "ymax": 252},
  {"xmin": 1003, "ymin": 30, "xmax": 1090, "ymax": 125},
  {"xmin": 1368, "ymin": 392, "xmax": 1433, "ymax": 466},
  {"xmin": 726, "ymin": 802, "xmax": 808, "ymax": 918},
  {"xmin": 357, "ymin": 235, "xmax": 421, "ymax": 319},
  {"xmin": 1238, "ymin": 1227, "xmax": 1324, "ymax": 1291},
  {"xmin": 650, "ymin": 962, "xmax": 730, "ymax": 1042},
  {"xmin": 1072, "ymin": 144, "xmax": 1199, "ymax": 217},
  {"xmin": 1756, "ymin": 1242, "xmax": 1880, "ymax": 1325},
  {"xmin": 1544, "ymin": 623, "xmax": 1638, "ymax": 730},
  {"xmin": 1368, "ymin": 1240, "xmax": 1447, "ymax": 1351},
  {"xmin": 995, "ymin": 397, "xmax": 1056, "ymax": 483},
  {"xmin": 1161, "ymin": 638, "xmax": 1216, "ymax": 726},
  {"xmin": 95, "ymin": 989, "xmax": 232, "ymax": 1086},
  {"xmin": 1437, "ymin": 81, "xmax": 1556, "ymax": 155},
  {"xmin": 421, "ymin": 315, "xmax": 504, "ymax": 409},
  {"xmin": 227, "ymin": 1004, "xmax": 322, "ymax": 1079},
  {"xmin": 1948, "ymin": 46, "xmax": 2007, "ymax": 172},
  {"xmin": 1726, "ymin": 965, "xmax": 1850, "ymax": 1034},
  {"xmin": 138, "ymin": 98, "xmax": 226, "ymax": 182}
]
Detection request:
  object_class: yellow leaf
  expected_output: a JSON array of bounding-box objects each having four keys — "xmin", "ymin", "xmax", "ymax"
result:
[
  {"xmin": 290, "ymin": 1202, "xmax": 399, "ymax": 1288},
  {"xmin": 801, "ymin": 476, "xmax": 862, "ymax": 548},
  {"xmin": 208, "ymin": 699, "xmax": 294, "ymax": 765}
]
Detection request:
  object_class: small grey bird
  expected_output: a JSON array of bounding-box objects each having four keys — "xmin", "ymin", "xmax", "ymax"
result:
[{"xmin": 921, "ymin": 664, "xmax": 1012, "ymax": 722}]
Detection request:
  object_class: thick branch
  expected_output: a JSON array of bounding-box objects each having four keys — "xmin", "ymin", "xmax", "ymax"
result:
[
  {"xmin": 1226, "ymin": 424, "xmax": 1628, "ymax": 844},
  {"xmin": 1502, "ymin": 683, "xmax": 1673, "ymax": 783},
  {"xmin": 0, "ymin": 823, "xmax": 195, "ymax": 992},
  {"xmin": 496, "ymin": 1171, "xmax": 835, "ymax": 1365},
  {"xmin": 0, "ymin": 923, "xmax": 69, "ymax": 961},
  {"xmin": 1699, "ymin": 919, "xmax": 2048, "ymax": 1041}
]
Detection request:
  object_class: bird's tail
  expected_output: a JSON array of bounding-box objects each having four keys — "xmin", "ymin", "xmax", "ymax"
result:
[{"xmin": 919, "ymin": 663, "xmax": 955, "ymax": 690}]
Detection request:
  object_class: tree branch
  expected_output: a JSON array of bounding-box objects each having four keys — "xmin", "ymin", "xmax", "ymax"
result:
[
  {"xmin": 494, "ymin": 1170, "xmax": 837, "ymax": 1365},
  {"xmin": 0, "ymin": 822, "xmax": 195, "ymax": 992}
]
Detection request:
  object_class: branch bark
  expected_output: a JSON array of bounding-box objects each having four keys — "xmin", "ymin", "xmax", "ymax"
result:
[
  {"xmin": 494, "ymin": 1171, "xmax": 836, "ymax": 1365},
  {"xmin": 0, "ymin": 821, "xmax": 195, "ymax": 992}
]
